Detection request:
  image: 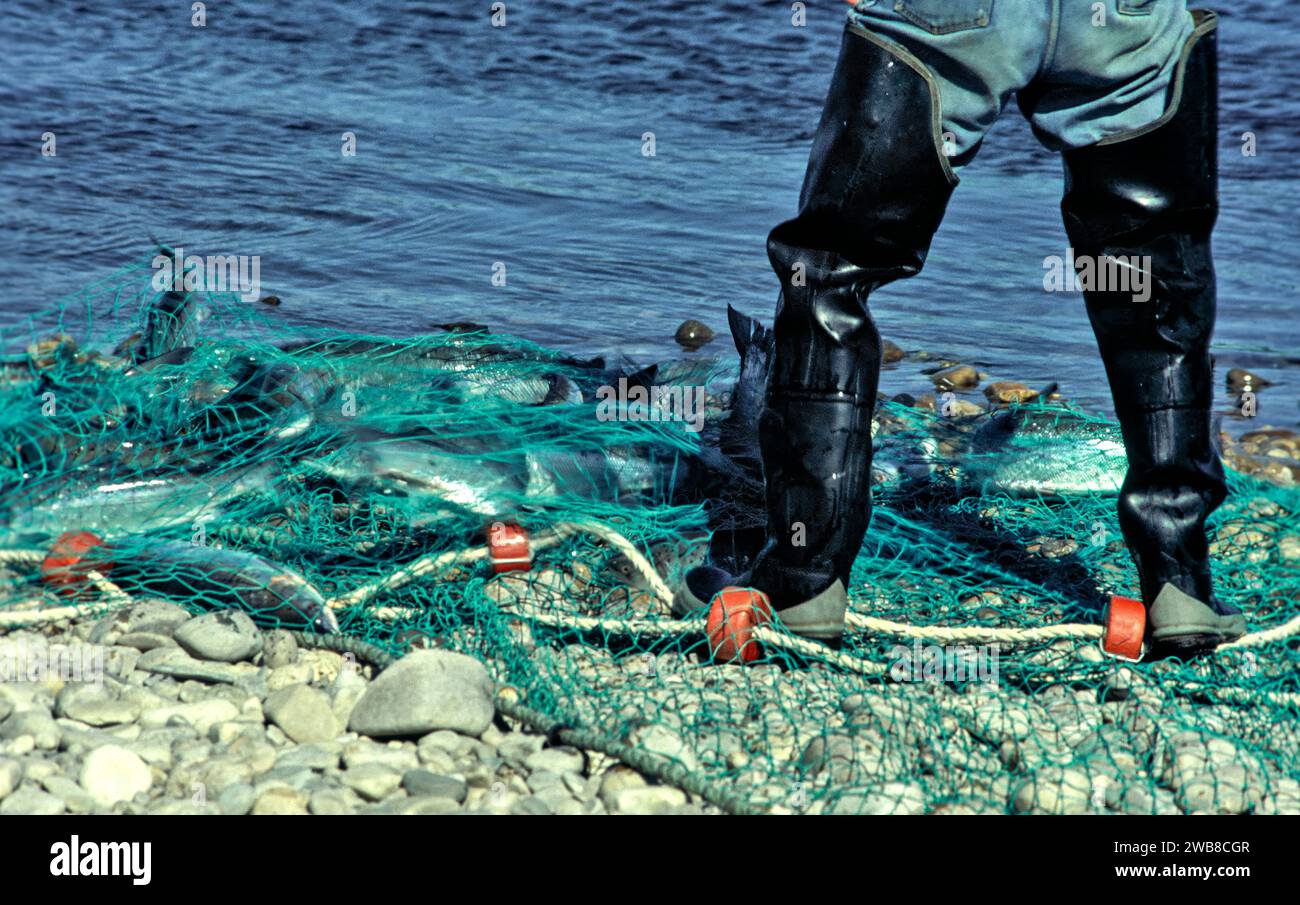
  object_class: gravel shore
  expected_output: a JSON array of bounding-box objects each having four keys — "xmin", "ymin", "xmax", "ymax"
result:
[
  {"xmin": 0, "ymin": 601, "xmax": 720, "ymax": 815},
  {"xmin": 1, "ymin": 597, "xmax": 1296, "ymax": 816}
]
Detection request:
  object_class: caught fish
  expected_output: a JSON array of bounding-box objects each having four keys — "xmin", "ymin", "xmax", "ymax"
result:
[
  {"xmin": 282, "ymin": 333, "xmax": 603, "ymax": 374},
  {"xmin": 661, "ymin": 306, "xmax": 774, "ymax": 573},
  {"xmin": 194, "ymin": 357, "xmax": 334, "ymax": 442},
  {"xmin": 870, "ymin": 427, "xmax": 941, "ymax": 487},
  {"xmin": 301, "ymin": 428, "xmax": 529, "ymax": 519},
  {"xmin": 0, "ymin": 462, "xmax": 278, "ymax": 544},
  {"xmin": 125, "ymin": 346, "xmax": 196, "ymax": 376},
  {"xmin": 281, "ymin": 333, "xmax": 603, "ymax": 409},
  {"xmin": 960, "ymin": 408, "xmax": 1127, "ymax": 496},
  {"xmin": 102, "ymin": 540, "xmax": 336, "ymax": 633},
  {"xmin": 716, "ymin": 305, "xmax": 773, "ymax": 471},
  {"xmin": 133, "ymin": 245, "xmax": 210, "ymax": 362},
  {"xmin": 524, "ymin": 445, "xmax": 699, "ymax": 503},
  {"xmin": 427, "ymin": 369, "xmax": 583, "ymax": 406}
]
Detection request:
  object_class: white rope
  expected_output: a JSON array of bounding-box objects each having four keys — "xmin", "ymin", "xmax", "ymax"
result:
[
  {"xmin": 325, "ymin": 528, "xmax": 565, "ymax": 610},
  {"xmin": 1173, "ymin": 681, "xmax": 1300, "ymax": 710},
  {"xmin": 491, "ymin": 524, "xmax": 1299, "ymax": 667},
  {"xmin": 1, "ymin": 521, "xmax": 1296, "ymax": 670},
  {"xmin": 0, "ymin": 603, "xmax": 105, "ymax": 628},
  {"xmin": 326, "ymin": 544, "xmax": 489, "ymax": 611},
  {"xmin": 0, "ymin": 570, "xmax": 132, "ymax": 628},
  {"xmin": 516, "ymin": 607, "xmax": 889, "ymax": 677},
  {"xmin": 1219, "ymin": 611, "xmax": 1300, "ymax": 651},
  {"xmin": 846, "ymin": 613, "xmax": 1103, "ymax": 645},
  {"xmin": 557, "ymin": 520, "xmax": 675, "ymax": 606}
]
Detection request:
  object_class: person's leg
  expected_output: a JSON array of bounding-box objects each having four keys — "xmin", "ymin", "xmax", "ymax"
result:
[
  {"xmin": 755, "ymin": 22, "xmax": 960, "ymax": 628},
  {"xmin": 689, "ymin": 5, "xmax": 1041, "ymax": 642},
  {"xmin": 1026, "ymin": 7, "xmax": 1245, "ymax": 657},
  {"xmin": 846, "ymin": 0, "xmax": 1041, "ymax": 166}
]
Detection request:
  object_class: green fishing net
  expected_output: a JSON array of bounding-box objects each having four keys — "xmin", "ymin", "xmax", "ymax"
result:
[{"xmin": 1, "ymin": 255, "xmax": 1296, "ymax": 815}]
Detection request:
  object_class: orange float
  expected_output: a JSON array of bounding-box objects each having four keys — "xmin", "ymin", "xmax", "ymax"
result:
[
  {"xmin": 40, "ymin": 530, "xmax": 111, "ymax": 592},
  {"xmin": 1101, "ymin": 594, "xmax": 1146, "ymax": 662},
  {"xmin": 488, "ymin": 522, "xmax": 531, "ymax": 573},
  {"xmin": 706, "ymin": 586, "xmax": 774, "ymax": 664}
]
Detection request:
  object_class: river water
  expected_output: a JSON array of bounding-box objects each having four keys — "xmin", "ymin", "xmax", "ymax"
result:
[{"xmin": 1, "ymin": 0, "xmax": 1296, "ymax": 429}]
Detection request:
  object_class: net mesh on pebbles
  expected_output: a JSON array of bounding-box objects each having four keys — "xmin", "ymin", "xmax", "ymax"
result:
[{"xmin": 1, "ymin": 257, "xmax": 1297, "ymax": 815}]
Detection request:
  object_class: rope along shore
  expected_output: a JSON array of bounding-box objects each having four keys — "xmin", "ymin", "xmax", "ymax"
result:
[{"xmin": 3, "ymin": 526, "xmax": 1294, "ymax": 656}]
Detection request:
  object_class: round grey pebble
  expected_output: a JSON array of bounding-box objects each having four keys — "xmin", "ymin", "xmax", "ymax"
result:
[
  {"xmin": 309, "ymin": 788, "xmax": 356, "ymax": 816},
  {"xmin": 401, "ymin": 770, "xmax": 468, "ymax": 803},
  {"xmin": 524, "ymin": 747, "xmax": 584, "ymax": 775},
  {"xmin": 217, "ymin": 783, "xmax": 256, "ymax": 816},
  {"xmin": 262, "ymin": 630, "xmax": 299, "ymax": 669},
  {"xmin": 0, "ymin": 758, "xmax": 23, "ymax": 799},
  {"xmin": 41, "ymin": 776, "xmax": 96, "ymax": 814},
  {"xmin": 511, "ymin": 795, "xmax": 553, "ymax": 815},
  {"xmin": 89, "ymin": 599, "xmax": 191, "ymax": 644},
  {"xmin": 55, "ymin": 684, "xmax": 140, "ymax": 727},
  {"xmin": 341, "ymin": 763, "xmax": 403, "ymax": 802},
  {"xmin": 348, "ymin": 650, "xmax": 494, "ymax": 738},
  {"xmin": 396, "ymin": 796, "xmax": 462, "ymax": 816},
  {"xmin": 0, "ymin": 710, "xmax": 61, "ymax": 750},
  {"xmin": 0, "ymin": 785, "xmax": 66, "ymax": 815},
  {"xmin": 264, "ymin": 684, "xmax": 339, "ymax": 744},
  {"xmin": 175, "ymin": 611, "xmax": 263, "ymax": 663}
]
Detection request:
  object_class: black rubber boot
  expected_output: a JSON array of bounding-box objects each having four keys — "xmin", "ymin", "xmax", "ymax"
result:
[
  {"xmin": 1061, "ymin": 11, "xmax": 1244, "ymax": 660},
  {"xmin": 684, "ymin": 23, "xmax": 958, "ymax": 641}
]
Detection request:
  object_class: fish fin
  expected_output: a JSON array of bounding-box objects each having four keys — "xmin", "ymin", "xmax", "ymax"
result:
[
  {"xmin": 716, "ymin": 306, "xmax": 772, "ymax": 469},
  {"xmin": 112, "ymin": 331, "xmax": 143, "ymax": 359},
  {"xmin": 973, "ymin": 409, "xmax": 1021, "ymax": 453},
  {"xmin": 124, "ymin": 346, "xmax": 196, "ymax": 375},
  {"xmin": 727, "ymin": 304, "xmax": 754, "ymax": 357},
  {"xmin": 727, "ymin": 304, "xmax": 773, "ymax": 360},
  {"xmin": 625, "ymin": 363, "xmax": 658, "ymax": 388},
  {"xmin": 539, "ymin": 373, "xmax": 579, "ymax": 406},
  {"xmin": 557, "ymin": 353, "xmax": 605, "ymax": 370}
]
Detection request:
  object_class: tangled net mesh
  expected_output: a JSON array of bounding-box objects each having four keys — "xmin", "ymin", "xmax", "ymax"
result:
[{"xmin": 1, "ymin": 255, "xmax": 1297, "ymax": 815}]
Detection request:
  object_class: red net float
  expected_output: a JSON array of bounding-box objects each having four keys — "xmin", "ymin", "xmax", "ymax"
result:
[
  {"xmin": 488, "ymin": 522, "xmax": 531, "ymax": 574},
  {"xmin": 40, "ymin": 530, "xmax": 112, "ymax": 593},
  {"xmin": 1101, "ymin": 594, "xmax": 1146, "ymax": 662},
  {"xmin": 707, "ymin": 586, "xmax": 774, "ymax": 664}
]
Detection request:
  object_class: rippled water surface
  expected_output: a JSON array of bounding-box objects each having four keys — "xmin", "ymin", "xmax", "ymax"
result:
[{"xmin": 2, "ymin": 0, "xmax": 1297, "ymax": 428}]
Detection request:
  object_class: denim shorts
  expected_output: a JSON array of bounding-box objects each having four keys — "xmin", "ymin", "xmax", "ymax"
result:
[{"xmin": 847, "ymin": 0, "xmax": 1198, "ymax": 165}]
